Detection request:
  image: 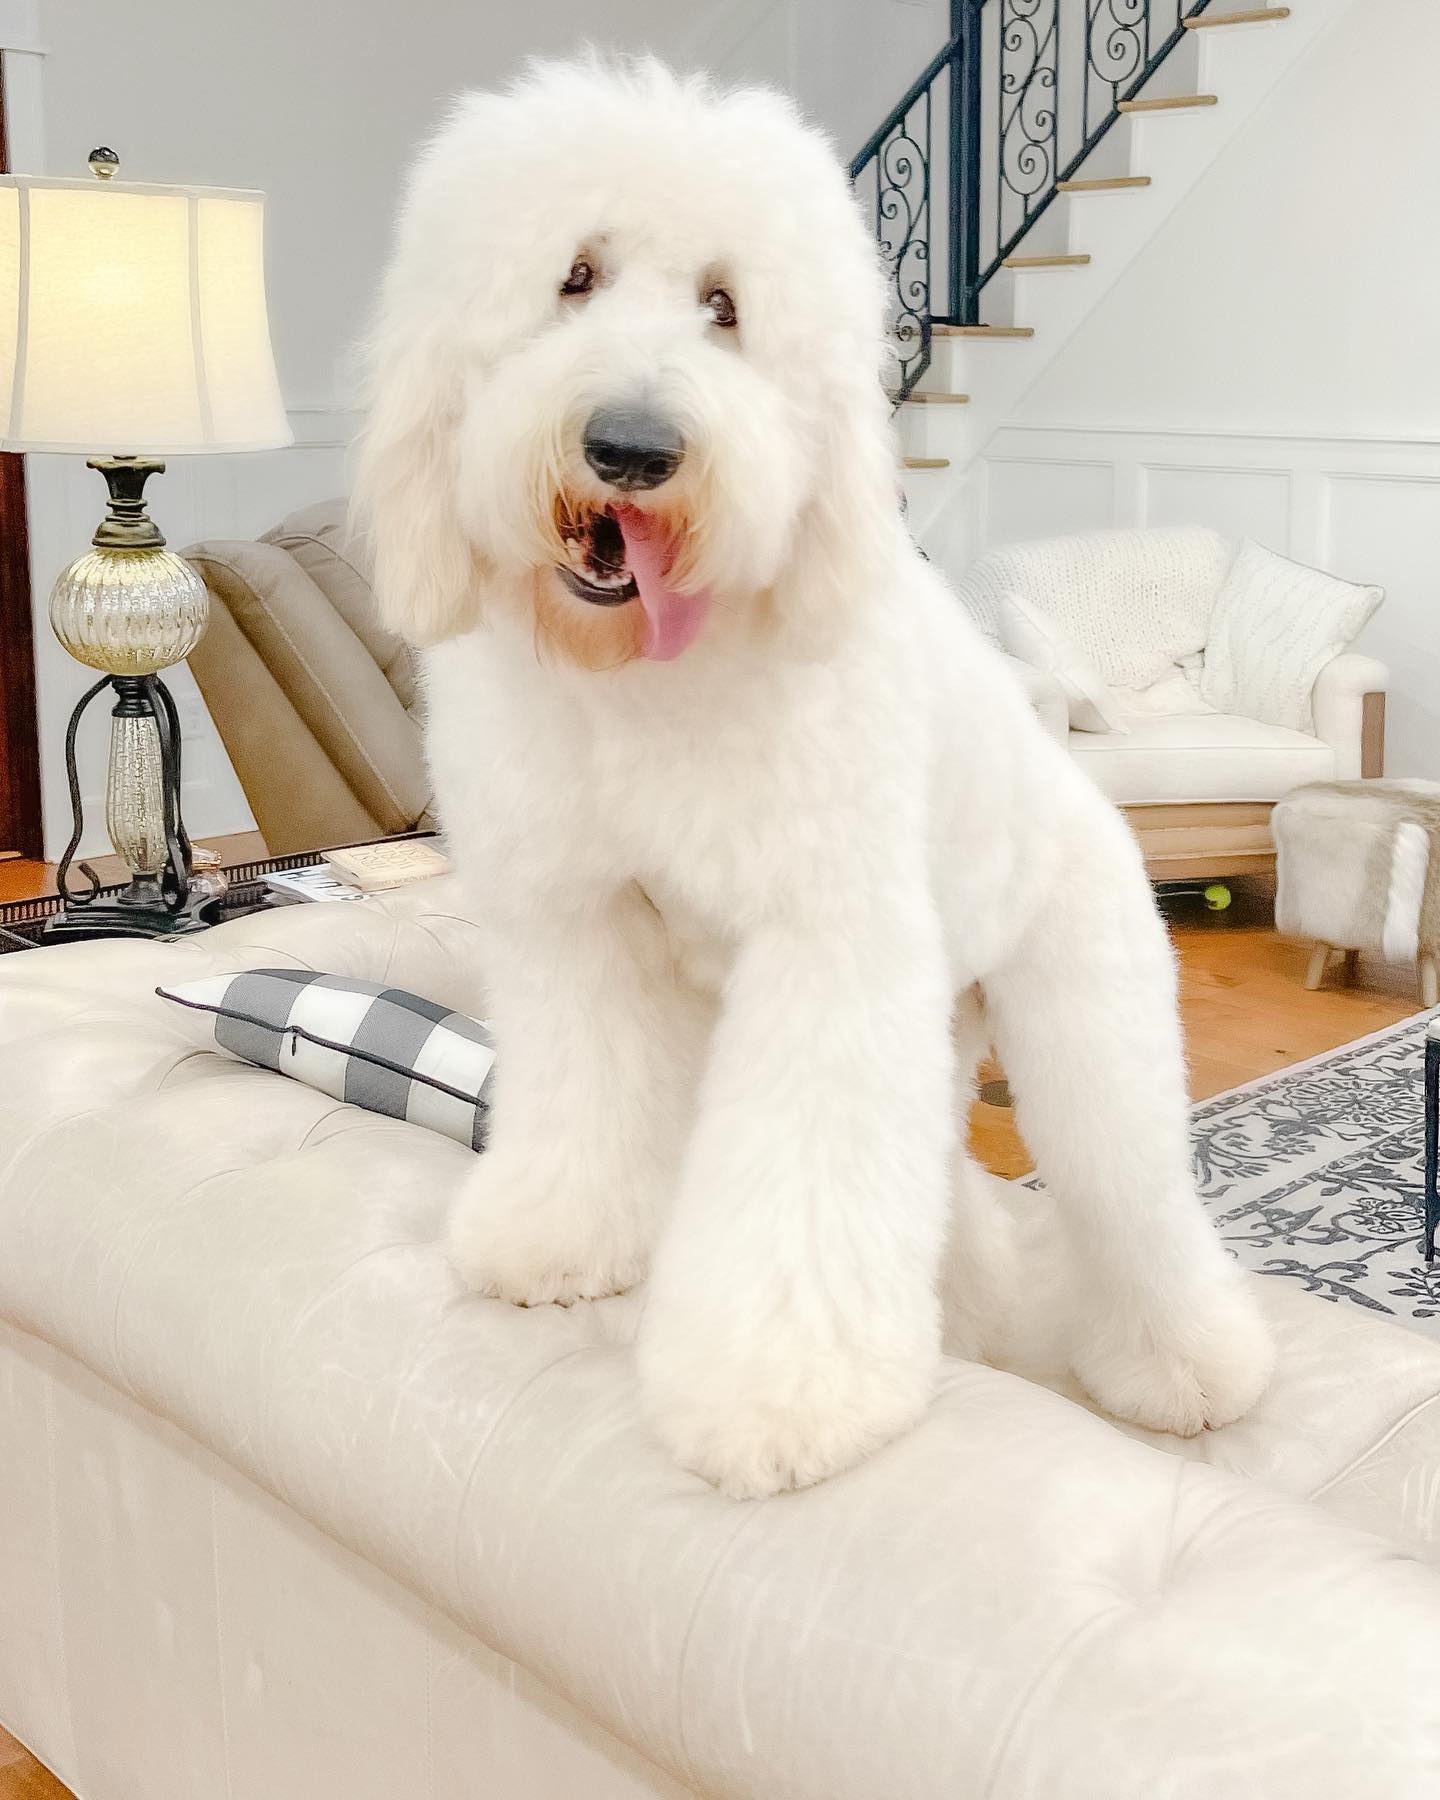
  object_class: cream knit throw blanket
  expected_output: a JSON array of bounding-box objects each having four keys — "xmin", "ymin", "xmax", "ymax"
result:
[{"xmin": 1274, "ymin": 780, "xmax": 1440, "ymax": 962}]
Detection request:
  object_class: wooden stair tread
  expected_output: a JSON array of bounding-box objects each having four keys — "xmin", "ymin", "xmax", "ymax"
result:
[
  {"xmin": 903, "ymin": 457, "xmax": 949, "ymax": 469},
  {"xmin": 1002, "ymin": 253, "xmax": 1090, "ymax": 269},
  {"xmin": 905, "ymin": 390, "xmax": 970, "ymax": 405},
  {"xmin": 930, "ymin": 324, "xmax": 1035, "ymax": 338},
  {"xmin": 1184, "ymin": 6, "xmax": 1289, "ymax": 26},
  {"xmin": 1117, "ymin": 93, "xmax": 1218, "ymax": 113},
  {"xmin": 1057, "ymin": 175, "xmax": 1151, "ymax": 192}
]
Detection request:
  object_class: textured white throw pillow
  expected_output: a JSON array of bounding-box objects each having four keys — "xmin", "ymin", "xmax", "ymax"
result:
[
  {"xmin": 1200, "ymin": 540, "xmax": 1382, "ymax": 732},
  {"xmin": 999, "ymin": 593, "xmax": 1129, "ymax": 735},
  {"xmin": 955, "ymin": 526, "xmax": 1232, "ymax": 685}
]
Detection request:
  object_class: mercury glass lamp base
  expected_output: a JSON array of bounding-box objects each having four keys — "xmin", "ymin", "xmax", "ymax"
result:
[
  {"xmin": 51, "ymin": 672, "xmax": 212, "ymax": 940},
  {"xmin": 46, "ymin": 460, "xmax": 219, "ymax": 943}
]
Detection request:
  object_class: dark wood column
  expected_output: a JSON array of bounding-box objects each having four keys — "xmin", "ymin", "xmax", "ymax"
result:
[{"xmin": 0, "ymin": 49, "xmax": 41, "ymax": 859}]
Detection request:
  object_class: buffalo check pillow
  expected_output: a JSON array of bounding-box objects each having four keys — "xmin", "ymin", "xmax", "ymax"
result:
[{"xmin": 156, "ymin": 969, "xmax": 494, "ymax": 1150}]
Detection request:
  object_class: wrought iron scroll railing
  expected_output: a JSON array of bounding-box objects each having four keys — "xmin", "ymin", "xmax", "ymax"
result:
[
  {"xmin": 851, "ymin": 0, "xmax": 1217, "ymax": 401},
  {"xmin": 848, "ymin": 40, "xmax": 949, "ymax": 405}
]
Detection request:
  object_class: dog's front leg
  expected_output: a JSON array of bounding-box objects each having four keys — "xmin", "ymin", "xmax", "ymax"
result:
[
  {"xmin": 449, "ymin": 890, "xmax": 706, "ymax": 1305},
  {"xmin": 637, "ymin": 901, "xmax": 955, "ymax": 1498}
]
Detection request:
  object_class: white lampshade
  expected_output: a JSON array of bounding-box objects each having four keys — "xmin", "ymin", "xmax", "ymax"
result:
[{"xmin": 0, "ymin": 174, "xmax": 291, "ymax": 454}]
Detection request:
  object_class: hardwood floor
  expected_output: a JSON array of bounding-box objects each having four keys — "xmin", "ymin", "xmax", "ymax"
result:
[
  {"xmin": 0, "ymin": 879, "xmax": 1422, "ymax": 1800},
  {"xmin": 0, "ymin": 1729, "xmax": 70, "ymax": 1800}
]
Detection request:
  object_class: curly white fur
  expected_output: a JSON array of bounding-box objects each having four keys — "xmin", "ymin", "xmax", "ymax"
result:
[{"xmin": 354, "ymin": 55, "xmax": 1274, "ymax": 1500}]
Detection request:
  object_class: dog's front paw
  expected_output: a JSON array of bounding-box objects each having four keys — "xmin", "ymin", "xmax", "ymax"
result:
[
  {"xmin": 447, "ymin": 1153, "xmax": 647, "ymax": 1306},
  {"xmin": 658, "ymin": 1393, "xmax": 915, "ymax": 1501},
  {"xmin": 1072, "ymin": 1270, "xmax": 1274, "ymax": 1437},
  {"xmin": 639, "ymin": 1327, "xmax": 935, "ymax": 1500}
]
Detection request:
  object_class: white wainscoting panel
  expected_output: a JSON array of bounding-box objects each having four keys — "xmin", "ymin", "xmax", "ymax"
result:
[
  {"xmin": 1139, "ymin": 464, "xmax": 1292, "ymax": 550},
  {"xmin": 966, "ymin": 424, "xmax": 1440, "ymax": 781}
]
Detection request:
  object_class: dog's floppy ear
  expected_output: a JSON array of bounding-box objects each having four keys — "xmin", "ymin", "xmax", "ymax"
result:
[
  {"xmin": 350, "ymin": 305, "xmax": 485, "ymax": 649},
  {"xmin": 767, "ymin": 365, "xmax": 901, "ymax": 661}
]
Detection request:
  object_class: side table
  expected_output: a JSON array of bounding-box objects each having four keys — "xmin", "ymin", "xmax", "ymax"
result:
[{"xmin": 0, "ymin": 848, "xmax": 328, "ymax": 955}]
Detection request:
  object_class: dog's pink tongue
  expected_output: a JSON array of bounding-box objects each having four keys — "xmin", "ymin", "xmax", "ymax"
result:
[{"xmin": 614, "ymin": 505, "xmax": 709, "ymax": 661}]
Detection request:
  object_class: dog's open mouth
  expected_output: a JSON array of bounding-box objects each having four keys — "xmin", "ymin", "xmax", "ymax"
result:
[
  {"xmin": 558, "ymin": 507, "xmax": 637, "ymax": 606},
  {"xmin": 554, "ymin": 503, "xmax": 711, "ymax": 661}
]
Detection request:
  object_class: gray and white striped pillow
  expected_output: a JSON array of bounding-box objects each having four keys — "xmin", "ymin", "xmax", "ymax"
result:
[{"xmin": 157, "ymin": 969, "xmax": 494, "ymax": 1150}]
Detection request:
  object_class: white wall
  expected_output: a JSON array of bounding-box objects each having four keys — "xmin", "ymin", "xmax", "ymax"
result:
[
  {"xmin": 7, "ymin": 0, "xmax": 946, "ymax": 856},
  {"xmin": 983, "ymin": 0, "xmax": 1440, "ymax": 779}
]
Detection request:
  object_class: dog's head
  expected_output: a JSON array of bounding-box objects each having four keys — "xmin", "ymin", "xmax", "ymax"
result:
[{"xmin": 353, "ymin": 57, "xmax": 899, "ymax": 669}]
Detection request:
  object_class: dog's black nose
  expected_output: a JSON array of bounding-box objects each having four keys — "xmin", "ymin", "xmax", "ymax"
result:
[{"xmin": 583, "ymin": 407, "xmax": 684, "ymax": 491}]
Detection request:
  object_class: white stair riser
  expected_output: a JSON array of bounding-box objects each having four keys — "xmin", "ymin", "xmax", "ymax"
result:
[
  {"xmin": 920, "ymin": 335, "xmax": 1042, "ymax": 394},
  {"xmin": 898, "ymin": 462, "xmax": 950, "ymax": 518},
  {"xmin": 1053, "ymin": 182, "xmax": 1170, "ymax": 263},
  {"xmin": 1194, "ymin": 13, "xmax": 1294, "ymax": 86},
  {"xmin": 899, "ymin": 402, "xmax": 984, "ymax": 461},
  {"xmin": 977, "ymin": 270, "xmax": 1019, "ymax": 328},
  {"xmin": 1060, "ymin": 116, "xmax": 1140, "ymax": 185},
  {"xmin": 1127, "ymin": 91, "xmax": 1230, "ymax": 173},
  {"xmin": 1117, "ymin": 29, "xmax": 1204, "ymax": 103},
  {"xmin": 1192, "ymin": 14, "xmax": 1294, "ymax": 50}
]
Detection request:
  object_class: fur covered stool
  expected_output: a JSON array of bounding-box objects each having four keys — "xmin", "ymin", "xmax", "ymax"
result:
[{"xmin": 1274, "ymin": 779, "xmax": 1440, "ymax": 1005}]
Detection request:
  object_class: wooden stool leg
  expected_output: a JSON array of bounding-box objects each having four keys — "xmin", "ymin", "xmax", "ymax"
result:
[
  {"xmin": 1421, "ymin": 953, "xmax": 1438, "ymax": 1010},
  {"xmin": 1304, "ymin": 943, "xmax": 1332, "ymax": 991},
  {"xmin": 1342, "ymin": 948, "xmax": 1361, "ymax": 985}
]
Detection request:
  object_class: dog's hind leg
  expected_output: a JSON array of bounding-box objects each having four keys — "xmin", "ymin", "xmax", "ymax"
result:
[
  {"xmin": 980, "ymin": 795, "xmax": 1274, "ymax": 1437},
  {"xmin": 939, "ymin": 990, "xmax": 1069, "ymax": 1375}
]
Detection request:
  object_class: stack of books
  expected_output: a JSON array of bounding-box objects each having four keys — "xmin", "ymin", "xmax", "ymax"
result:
[{"xmin": 263, "ymin": 839, "xmax": 453, "ymax": 906}]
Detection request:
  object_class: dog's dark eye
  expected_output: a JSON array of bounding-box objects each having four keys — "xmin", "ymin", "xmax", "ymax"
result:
[
  {"xmin": 561, "ymin": 257, "xmax": 596, "ymax": 297},
  {"xmin": 705, "ymin": 286, "xmax": 737, "ymax": 328}
]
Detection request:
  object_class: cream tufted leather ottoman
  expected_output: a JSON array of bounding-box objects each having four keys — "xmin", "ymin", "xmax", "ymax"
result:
[{"xmin": 1, "ymin": 880, "xmax": 1439, "ymax": 1800}]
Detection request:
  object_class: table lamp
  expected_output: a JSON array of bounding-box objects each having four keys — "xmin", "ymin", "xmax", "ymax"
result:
[{"xmin": 0, "ymin": 149, "xmax": 292, "ymax": 939}]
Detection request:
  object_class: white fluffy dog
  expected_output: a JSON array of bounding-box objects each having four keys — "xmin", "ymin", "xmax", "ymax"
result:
[{"xmin": 354, "ymin": 57, "xmax": 1273, "ymax": 1499}]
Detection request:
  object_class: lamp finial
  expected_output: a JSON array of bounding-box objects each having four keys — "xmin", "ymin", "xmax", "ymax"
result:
[{"xmin": 87, "ymin": 146, "xmax": 119, "ymax": 181}]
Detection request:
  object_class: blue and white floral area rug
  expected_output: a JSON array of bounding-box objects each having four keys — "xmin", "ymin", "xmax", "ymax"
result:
[{"xmin": 1191, "ymin": 1010, "xmax": 1440, "ymax": 1338}]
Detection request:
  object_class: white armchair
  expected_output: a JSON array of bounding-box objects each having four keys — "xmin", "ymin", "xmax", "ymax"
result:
[{"xmin": 959, "ymin": 529, "xmax": 1388, "ymax": 881}]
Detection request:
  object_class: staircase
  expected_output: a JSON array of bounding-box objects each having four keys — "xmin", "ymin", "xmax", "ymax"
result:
[{"xmin": 850, "ymin": 0, "xmax": 1338, "ymax": 575}]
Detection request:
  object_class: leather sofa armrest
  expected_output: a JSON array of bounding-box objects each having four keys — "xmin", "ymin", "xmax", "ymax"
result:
[
  {"xmin": 1000, "ymin": 653, "xmax": 1069, "ymax": 744},
  {"xmin": 1312, "ymin": 653, "xmax": 1388, "ymax": 780}
]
